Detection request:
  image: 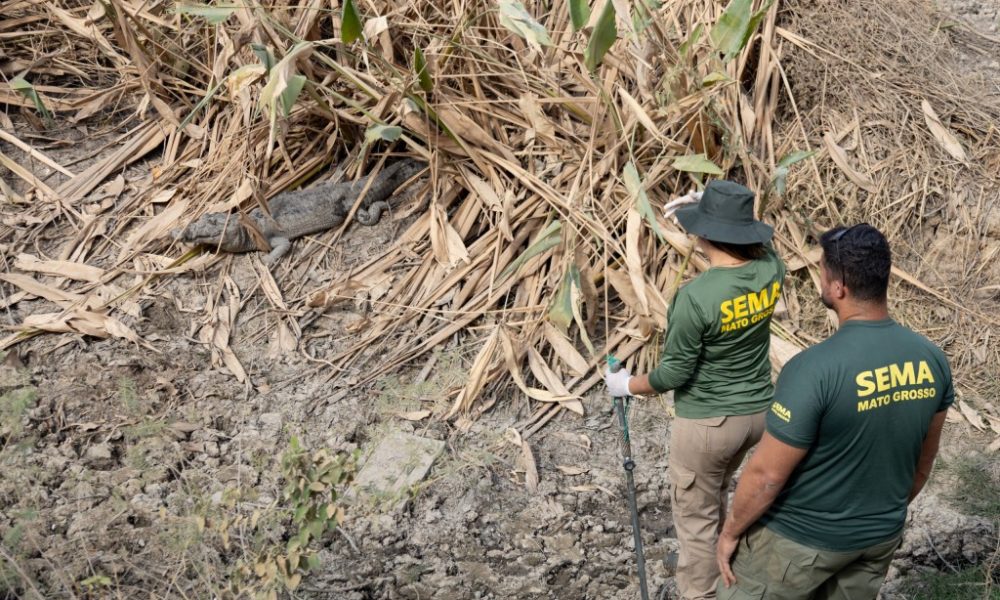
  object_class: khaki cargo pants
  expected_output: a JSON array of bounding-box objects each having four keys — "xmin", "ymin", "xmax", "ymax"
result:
[
  {"xmin": 718, "ymin": 523, "xmax": 901, "ymax": 600},
  {"xmin": 669, "ymin": 413, "xmax": 766, "ymax": 600}
]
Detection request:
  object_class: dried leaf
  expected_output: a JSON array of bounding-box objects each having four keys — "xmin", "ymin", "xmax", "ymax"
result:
[
  {"xmin": 921, "ymin": 100, "xmax": 967, "ymax": 162},
  {"xmin": 446, "ymin": 327, "xmax": 500, "ymax": 417},
  {"xmin": 14, "ymin": 254, "xmax": 104, "ymax": 283},
  {"xmin": 0, "ymin": 273, "xmax": 82, "ymax": 307},
  {"xmin": 521, "ymin": 441, "xmax": 539, "ymax": 491},
  {"xmin": 625, "ymin": 209, "xmax": 650, "ymax": 316},
  {"xmin": 543, "ymin": 322, "xmax": 589, "ymax": 377},
  {"xmin": 957, "ymin": 401, "xmax": 986, "ymax": 431},
  {"xmin": 119, "ymin": 198, "xmax": 189, "ymax": 263},
  {"xmin": 428, "ymin": 200, "xmax": 470, "ymax": 268},
  {"xmin": 518, "ymin": 93, "xmax": 555, "ymax": 142},
  {"xmin": 397, "ymin": 410, "xmax": 432, "ymax": 421},
  {"xmin": 556, "ymin": 465, "xmax": 588, "ymax": 476},
  {"xmin": 569, "ymin": 484, "xmax": 616, "ymax": 497},
  {"xmin": 618, "ymin": 89, "xmax": 661, "ymax": 142},
  {"xmin": 822, "ymin": 132, "xmax": 875, "ymax": 192}
]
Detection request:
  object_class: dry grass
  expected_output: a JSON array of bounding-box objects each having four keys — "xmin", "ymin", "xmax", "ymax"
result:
[{"xmin": 0, "ymin": 0, "xmax": 998, "ymax": 440}]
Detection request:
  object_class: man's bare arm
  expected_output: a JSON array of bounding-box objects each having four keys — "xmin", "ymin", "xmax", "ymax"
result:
[
  {"xmin": 909, "ymin": 410, "xmax": 947, "ymax": 503},
  {"xmin": 717, "ymin": 433, "xmax": 808, "ymax": 587}
]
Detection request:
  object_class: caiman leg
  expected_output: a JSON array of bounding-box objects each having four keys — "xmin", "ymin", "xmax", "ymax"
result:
[
  {"xmin": 355, "ymin": 201, "xmax": 391, "ymax": 226},
  {"xmin": 263, "ymin": 236, "xmax": 292, "ymax": 266}
]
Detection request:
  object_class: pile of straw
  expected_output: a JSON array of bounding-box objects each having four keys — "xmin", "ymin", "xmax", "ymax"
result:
[{"xmin": 1, "ymin": 0, "xmax": 998, "ymax": 438}]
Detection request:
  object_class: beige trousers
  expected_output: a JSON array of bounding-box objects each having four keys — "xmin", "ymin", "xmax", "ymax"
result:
[{"xmin": 669, "ymin": 412, "xmax": 767, "ymax": 600}]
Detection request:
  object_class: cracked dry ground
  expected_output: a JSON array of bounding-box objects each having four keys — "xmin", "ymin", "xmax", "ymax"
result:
[{"xmin": 3, "ymin": 5, "xmax": 1000, "ymax": 600}]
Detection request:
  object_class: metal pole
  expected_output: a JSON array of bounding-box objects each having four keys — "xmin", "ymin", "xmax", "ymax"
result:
[{"xmin": 609, "ymin": 358, "xmax": 650, "ymax": 600}]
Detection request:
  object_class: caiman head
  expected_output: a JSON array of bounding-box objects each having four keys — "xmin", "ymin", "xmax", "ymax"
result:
[{"xmin": 170, "ymin": 212, "xmax": 247, "ymax": 251}]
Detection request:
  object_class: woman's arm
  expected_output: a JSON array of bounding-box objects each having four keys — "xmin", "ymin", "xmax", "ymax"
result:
[{"xmin": 645, "ymin": 290, "xmax": 705, "ymax": 393}]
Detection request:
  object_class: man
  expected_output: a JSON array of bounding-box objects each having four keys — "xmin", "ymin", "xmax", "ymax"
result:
[{"xmin": 715, "ymin": 224, "xmax": 953, "ymax": 600}]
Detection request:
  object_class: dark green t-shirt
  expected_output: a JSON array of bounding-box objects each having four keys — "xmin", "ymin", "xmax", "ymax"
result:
[
  {"xmin": 648, "ymin": 248, "xmax": 785, "ymax": 418},
  {"xmin": 761, "ymin": 318, "xmax": 954, "ymax": 552}
]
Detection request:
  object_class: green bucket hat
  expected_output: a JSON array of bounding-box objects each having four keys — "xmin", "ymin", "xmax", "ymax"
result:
[{"xmin": 674, "ymin": 180, "xmax": 773, "ymax": 244}]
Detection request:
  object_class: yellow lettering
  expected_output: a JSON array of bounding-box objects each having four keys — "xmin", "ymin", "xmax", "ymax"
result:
[
  {"xmin": 875, "ymin": 367, "xmax": 890, "ymax": 392},
  {"xmin": 771, "ymin": 281, "xmax": 782, "ymax": 304},
  {"xmin": 733, "ymin": 295, "xmax": 749, "ymax": 319},
  {"xmin": 721, "ymin": 300, "xmax": 734, "ymax": 324},
  {"xmin": 917, "ymin": 361, "xmax": 935, "ymax": 385},
  {"xmin": 771, "ymin": 402, "xmax": 791, "ymax": 422},
  {"xmin": 748, "ymin": 289, "xmax": 766, "ymax": 314},
  {"xmin": 856, "ymin": 371, "xmax": 876, "ymax": 397},
  {"xmin": 889, "ymin": 362, "xmax": 915, "ymax": 388}
]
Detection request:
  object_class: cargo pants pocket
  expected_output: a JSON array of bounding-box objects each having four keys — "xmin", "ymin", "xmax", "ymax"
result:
[{"xmin": 717, "ymin": 578, "xmax": 766, "ymax": 600}]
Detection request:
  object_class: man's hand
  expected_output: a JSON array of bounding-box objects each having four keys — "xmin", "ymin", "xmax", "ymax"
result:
[
  {"xmin": 604, "ymin": 366, "xmax": 632, "ymax": 397},
  {"xmin": 716, "ymin": 530, "xmax": 740, "ymax": 588}
]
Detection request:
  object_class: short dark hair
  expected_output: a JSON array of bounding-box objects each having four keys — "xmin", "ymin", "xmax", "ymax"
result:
[
  {"xmin": 709, "ymin": 240, "xmax": 768, "ymax": 261},
  {"xmin": 820, "ymin": 224, "xmax": 891, "ymax": 301}
]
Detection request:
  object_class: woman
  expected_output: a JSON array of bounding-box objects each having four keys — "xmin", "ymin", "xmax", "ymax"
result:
[{"xmin": 604, "ymin": 180, "xmax": 786, "ymax": 600}]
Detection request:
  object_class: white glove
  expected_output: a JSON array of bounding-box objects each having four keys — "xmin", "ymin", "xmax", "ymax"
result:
[
  {"xmin": 663, "ymin": 190, "xmax": 703, "ymax": 219},
  {"xmin": 604, "ymin": 366, "xmax": 633, "ymax": 397}
]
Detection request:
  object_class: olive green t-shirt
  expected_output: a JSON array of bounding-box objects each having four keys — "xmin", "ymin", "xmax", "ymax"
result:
[
  {"xmin": 761, "ymin": 318, "xmax": 954, "ymax": 552},
  {"xmin": 648, "ymin": 248, "xmax": 785, "ymax": 418}
]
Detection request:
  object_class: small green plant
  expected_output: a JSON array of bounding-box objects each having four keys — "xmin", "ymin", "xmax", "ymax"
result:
[
  {"xmin": 118, "ymin": 377, "xmax": 141, "ymax": 415},
  {"xmin": 230, "ymin": 436, "xmax": 355, "ymax": 599},
  {"xmin": 899, "ymin": 564, "xmax": 998, "ymax": 600},
  {"xmin": 79, "ymin": 574, "xmax": 112, "ymax": 596},
  {"xmin": 0, "ymin": 387, "xmax": 37, "ymax": 440},
  {"xmin": 947, "ymin": 455, "xmax": 1000, "ymax": 522},
  {"xmin": 10, "ymin": 76, "xmax": 54, "ymax": 127},
  {"xmin": 123, "ymin": 418, "xmax": 167, "ymax": 442}
]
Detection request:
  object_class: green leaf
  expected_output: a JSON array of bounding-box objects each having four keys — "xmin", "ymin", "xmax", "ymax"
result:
[
  {"xmin": 709, "ymin": 0, "xmax": 773, "ymax": 62},
  {"xmin": 293, "ymin": 504, "xmax": 308, "ymax": 523},
  {"xmin": 498, "ymin": 220, "xmax": 563, "ymax": 281},
  {"xmin": 623, "ymin": 162, "xmax": 665, "ymax": 242},
  {"xmin": 569, "ymin": 0, "xmax": 590, "ymax": 31},
  {"xmin": 251, "ymin": 43, "xmax": 275, "ymax": 71},
  {"xmin": 179, "ymin": 79, "xmax": 225, "ymax": 131},
  {"xmin": 678, "ymin": 23, "xmax": 703, "ymax": 60},
  {"xmin": 364, "ymin": 124, "xmax": 402, "ymax": 144},
  {"xmin": 259, "ymin": 42, "xmax": 314, "ymax": 118},
  {"xmin": 306, "ymin": 519, "xmax": 325, "ymax": 539},
  {"xmin": 498, "ymin": 0, "xmax": 552, "ymax": 49},
  {"xmin": 175, "ymin": 3, "xmax": 238, "ymax": 24},
  {"xmin": 280, "ymin": 74, "xmax": 306, "ymax": 116},
  {"xmin": 341, "ymin": 0, "xmax": 363, "ymax": 44},
  {"xmin": 701, "ymin": 71, "xmax": 729, "ymax": 87},
  {"xmin": 672, "ymin": 154, "xmax": 724, "ymax": 176},
  {"xmin": 10, "ymin": 77, "xmax": 52, "ymax": 125},
  {"xmin": 413, "ymin": 48, "xmax": 433, "ymax": 93},
  {"xmin": 584, "ymin": 0, "xmax": 617, "ymax": 71},
  {"xmin": 771, "ymin": 150, "xmax": 813, "ymax": 197},
  {"xmin": 306, "ymin": 554, "xmax": 321, "ymax": 571},
  {"xmin": 548, "ymin": 266, "xmax": 579, "ymax": 333},
  {"xmin": 770, "ymin": 166, "xmax": 787, "ymax": 197},
  {"xmin": 777, "ymin": 149, "xmax": 814, "ymax": 168}
]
